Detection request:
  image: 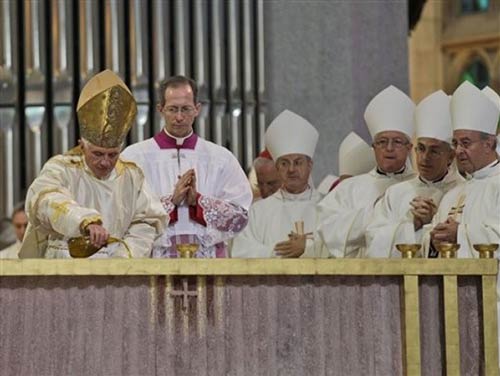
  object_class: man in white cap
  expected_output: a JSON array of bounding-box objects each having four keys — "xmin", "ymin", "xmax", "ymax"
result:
[
  {"xmin": 232, "ymin": 110, "xmax": 326, "ymax": 258},
  {"xmin": 365, "ymin": 90, "xmax": 462, "ymax": 258},
  {"xmin": 429, "ymin": 81, "xmax": 500, "ymax": 256},
  {"xmin": 252, "ymin": 149, "xmax": 282, "ymax": 200},
  {"xmin": 20, "ymin": 70, "xmax": 167, "ymax": 258},
  {"xmin": 481, "ymin": 86, "xmax": 500, "ymax": 159},
  {"xmin": 317, "ymin": 85, "xmax": 416, "ymax": 258},
  {"xmin": 122, "ymin": 75, "xmax": 252, "ymax": 258},
  {"xmin": 317, "ymin": 131, "xmax": 376, "ymax": 195}
]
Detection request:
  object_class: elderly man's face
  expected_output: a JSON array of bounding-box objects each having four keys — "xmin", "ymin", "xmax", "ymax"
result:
[
  {"xmin": 452, "ymin": 130, "xmax": 496, "ymax": 174},
  {"xmin": 81, "ymin": 140, "xmax": 121, "ymax": 179},
  {"xmin": 276, "ymin": 153, "xmax": 312, "ymax": 194},
  {"xmin": 158, "ymin": 84, "xmax": 200, "ymax": 138},
  {"xmin": 256, "ymin": 161, "xmax": 282, "ymax": 199},
  {"xmin": 415, "ymin": 137, "xmax": 454, "ymax": 181},
  {"xmin": 372, "ymin": 131, "xmax": 412, "ymax": 173},
  {"xmin": 12, "ymin": 210, "xmax": 28, "ymax": 242}
]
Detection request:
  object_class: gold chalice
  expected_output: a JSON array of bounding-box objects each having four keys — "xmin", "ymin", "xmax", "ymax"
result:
[
  {"xmin": 68, "ymin": 236, "xmax": 129, "ymax": 258},
  {"xmin": 473, "ymin": 244, "xmax": 498, "ymax": 259},
  {"xmin": 396, "ymin": 244, "xmax": 421, "ymax": 259},
  {"xmin": 176, "ymin": 243, "xmax": 199, "ymax": 258},
  {"xmin": 435, "ymin": 242, "xmax": 460, "ymax": 259}
]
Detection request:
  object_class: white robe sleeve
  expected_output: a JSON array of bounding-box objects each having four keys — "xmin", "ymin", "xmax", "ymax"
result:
[
  {"xmin": 230, "ymin": 205, "xmax": 272, "ymax": 258},
  {"xmin": 26, "ymin": 158, "xmax": 102, "ymax": 238},
  {"xmin": 117, "ymin": 178, "xmax": 168, "ymax": 258},
  {"xmin": 317, "ymin": 183, "xmax": 372, "ymax": 258},
  {"xmin": 194, "ymin": 152, "xmax": 252, "ymax": 247},
  {"xmin": 365, "ymin": 190, "xmax": 419, "ymax": 258}
]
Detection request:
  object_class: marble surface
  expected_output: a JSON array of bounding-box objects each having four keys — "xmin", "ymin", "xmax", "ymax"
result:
[{"xmin": 0, "ymin": 275, "xmax": 484, "ymax": 375}]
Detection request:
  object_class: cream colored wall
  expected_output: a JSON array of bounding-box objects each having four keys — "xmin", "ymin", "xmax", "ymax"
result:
[{"xmin": 409, "ymin": 0, "xmax": 500, "ymax": 102}]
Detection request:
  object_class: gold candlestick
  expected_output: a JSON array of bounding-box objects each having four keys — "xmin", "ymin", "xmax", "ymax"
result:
[
  {"xmin": 176, "ymin": 243, "xmax": 199, "ymax": 258},
  {"xmin": 396, "ymin": 244, "xmax": 421, "ymax": 259},
  {"xmin": 435, "ymin": 242, "xmax": 460, "ymax": 258},
  {"xmin": 473, "ymin": 244, "xmax": 498, "ymax": 259}
]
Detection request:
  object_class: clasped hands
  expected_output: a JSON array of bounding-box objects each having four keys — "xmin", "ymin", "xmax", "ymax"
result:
[
  {"xmin": 411, "ymin": 196, "xmax": 437, "ymax": 231},
  {"xmin": 430, "ymin": 217, "xmax": 458, "ymax": 245},
  {"xmin": 172, "ymin": 169, "xmax": 197, "ymax": 206},
  {"xmin": 274, "ymin": 231, "xmax": 313, "ymax": 258}
]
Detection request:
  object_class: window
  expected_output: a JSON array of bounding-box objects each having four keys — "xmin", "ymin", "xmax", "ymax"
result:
[
  {"xmin": 461, "ymin": 0, "xmax": 489, "ymax": 13},
  {"xmin": 459, "ymin": 59, "xmax": 490, "ymax": 89}
]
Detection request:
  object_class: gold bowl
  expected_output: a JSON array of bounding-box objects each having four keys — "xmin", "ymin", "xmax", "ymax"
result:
[
  {"xmin": 473, "ymin": 244, "xmax": 498, "ymax": 259},
  {"xmin": 395, "ymin": 244, "xmax": 421, "ymax": 259},
  {"xmin": 68, "ymin": 236, "xmax": 101, "ymax": 258},
  {"xmin": 68, "ymin": 236, "xmax": 124, "ymax": 258},
  {"xmin": 176, "ymin": 243, "xmax": 199, "ymax": 258},
  {"xmin": 435, "ymin": 242, "xmax": 460, "ymax": 258}
]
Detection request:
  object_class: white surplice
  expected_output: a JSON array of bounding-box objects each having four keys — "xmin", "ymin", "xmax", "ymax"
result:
[
  {"xmin": 317, "ymin": 166, "xmax": 415, "ymax": 258},
  {"xmin": 365, "ymin": 169, "xmax": 463, "ymax": 258},
  {"xmin": 0, "ymin": 241, "xmax": 21, "ymax": 259},
  {"xmin": 231, "ymin": 187, "xmax": 327, "ymax": 258},
  {"xmin": 122, "ymin": 131, "xmax": 252, "ymax": 258},
  {"xmin": 21, "ymin": 147, "xmax": 167, "ymax": 258}
]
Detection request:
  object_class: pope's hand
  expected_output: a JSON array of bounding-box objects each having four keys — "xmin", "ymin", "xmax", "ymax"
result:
[
  {"xmin": 86, "ymin": 223, "xmax": 110, "ymax": 248},
  {"xmin": 274, "ymin": 233, "xmax": 306, "ymax": 258}
]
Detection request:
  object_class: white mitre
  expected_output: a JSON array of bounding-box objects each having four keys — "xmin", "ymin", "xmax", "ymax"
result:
[
  {"xmin": 451, "ymin": 81, "xmax": 499, "ymax": 135},
  {"xmin": 415, "ymin": 90, "xmax": 452, "ymax": 144},
  {"xmin": 364, "ymin": 85, "xmax": 415, "ymax": 140},
  {"xmin": 265, "ymin": 110, "xmax": 319, "ymax": 160}
]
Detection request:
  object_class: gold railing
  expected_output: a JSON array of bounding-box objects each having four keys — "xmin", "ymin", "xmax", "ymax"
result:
[{"xmin": 0, "ymin": 258, "xmax": 497, "ymax": 375}]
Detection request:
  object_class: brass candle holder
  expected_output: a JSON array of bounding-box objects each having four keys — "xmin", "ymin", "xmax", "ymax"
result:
[
  {"xmin": 473, "ymin": 244, "xmax": 498, "ymax": 259},
  {"xmin": 435, "ymin": 242, "xmax": 460, "ymax": 258},
  {"xmin": 176, "ymin": 243, "xmax": 199, "ymax": 258},
  {"xmin": 395, "ymin": 244, "xmax": 421, "ymax": 259}
]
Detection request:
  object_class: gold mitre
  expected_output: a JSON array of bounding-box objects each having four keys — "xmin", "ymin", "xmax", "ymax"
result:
[{"xmin": 77, "ymin": 70, "xmax": 137, "ymax": 148}]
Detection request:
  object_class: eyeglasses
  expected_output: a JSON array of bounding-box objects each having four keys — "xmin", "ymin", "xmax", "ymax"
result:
[
  {"xmin": 414, "ymin": 145, "xmax": 447, "ymax": 159},
  {"xmin": 276, "ymin": 158, "xmax": 309, "ymax": 170},
  {"xmin": 163, "ymin": 106, "xmax": 196, "ymax": 116},
  {"xmin": 451, "ymin": 139, "xmax": 482, "ymax": 150},
  {"xmin": 373, "ymin": 138, "xmax": 409, "ymax": 149}
]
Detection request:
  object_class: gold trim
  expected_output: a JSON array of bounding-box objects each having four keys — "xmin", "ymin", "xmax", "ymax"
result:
[
  {"xmin": 482, "ymin": 275, "xmax": 499, "ymax": 376},
  {"xmin": 149, "ymin": 276, "xmax": 157, "ymax": 325},
  {"xmin": 197, "ymin": 276, "xmax": 207, "ymax": 339},
  {"xmin": 0, "ymin": 259, "xmax": 496, "ymax": 276},
  {"xmin": 402, "ymin": 275, "xmax": 421, "ymax": 376},
  {"xmin": 79, "ymin": 215, "xmax": 103, "ymax": 234},
  {"xmin": 443, "ymin": 275, "xmax": 460, "ymax": 376}
]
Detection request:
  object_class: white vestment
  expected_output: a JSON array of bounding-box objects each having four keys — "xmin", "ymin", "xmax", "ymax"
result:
[
  {"xmin": 365, "ymin": 169, "xmax": 463, "ymax": 258},
  {"xmin": 21, "ymin": 147, "xmax": 167, "ymax": 258},
  {"xmin": 231, "ymin": 188, "xmax": 327, "ymax": 258},
  {"xmin": 0, "ymin": 241, "xmax": 21, "ymax": 259},
  {"xmin": 122, "ymin": 131, "xmax": 252, "ymax": 258},
  {"xmin": 428, "ymin": 161, "xmax": 500, "ymax": 258},
  {"xmin": 317, "ymin": 166, "xmax": 415, "ymax": 258}
]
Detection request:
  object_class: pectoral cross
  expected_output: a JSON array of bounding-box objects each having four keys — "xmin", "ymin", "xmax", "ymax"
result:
[
  {"xmin": 448, "ymin": 204, "xmax": 464, "ymax": 217},
  {"xmin": 169, "ymin": 277, "xmax": 198, "ymax": 311}
]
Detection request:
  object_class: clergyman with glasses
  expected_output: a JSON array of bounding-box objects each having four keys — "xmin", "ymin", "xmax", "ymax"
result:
[
  {"xmin": 317, "ymin": 85, "xmax": 416, "ymax": 258},
  {"xmin": 122, "ymin": 75, "xmax": 252, "ymax": 258},
  {"xmin": 429, "ymin": 81, "xmax": 500, "ymax": 259},
  {"xmin": 232, "ymin": 110, "xmax": 327, "ymax": 258},
  {"xmin": 365, "ymin": 90, "xmax": 462, "ymax": 258}
]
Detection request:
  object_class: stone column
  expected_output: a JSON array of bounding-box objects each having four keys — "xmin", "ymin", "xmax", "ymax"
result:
[{"xmin": 265, "ymin": 0, "xmax": 409, "ymax": 182}]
